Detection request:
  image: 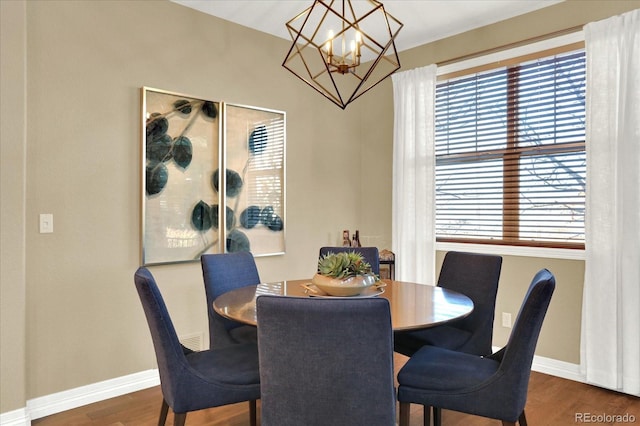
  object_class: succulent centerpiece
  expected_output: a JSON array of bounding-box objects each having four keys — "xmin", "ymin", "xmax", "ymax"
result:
[{"xmin": 311, "ymin": 251, "xmax": 378, "ymax": 296}]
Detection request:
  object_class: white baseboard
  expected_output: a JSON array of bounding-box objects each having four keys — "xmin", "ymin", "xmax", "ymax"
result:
[
  {"xmin": 0, "ymin": 369, "xmax": 160, "ymax": 425},
  {"xmin": 27, "ymin": 369, "xmax": 160, "ymax": 421},
  {"xmin": 532, "ymin": 354, "xmax": 584, "ymax": 382},
  {"xmin": 0, "ymin": 408, "xmax": 29, "ymax": 426},
  {"xmin": 1, "ymin": 356, "xmax": 583, "ymax": 426},
  {"xmin": 491, "ymin": 345, "xmax": 585, "ymax": 383}
]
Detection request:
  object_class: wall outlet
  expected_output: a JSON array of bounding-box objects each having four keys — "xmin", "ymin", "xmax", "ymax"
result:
[{"xmin": 501, "ymin": 312, "xmax": 512, "ymax": 328}]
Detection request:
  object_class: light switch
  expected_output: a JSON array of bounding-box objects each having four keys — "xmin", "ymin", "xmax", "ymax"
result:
[
  {"xmin": 39, "ymin": 213, "xmax": 53, "ymax": 233},
  {"xmin": 501, "ymin": 312, "xmax": 512, "ymax": 328}
]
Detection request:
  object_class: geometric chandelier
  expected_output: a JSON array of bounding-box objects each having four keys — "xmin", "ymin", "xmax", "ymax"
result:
[{"xmin": 283, "ymin": 0, "xmax": 403, "ymax": 109}]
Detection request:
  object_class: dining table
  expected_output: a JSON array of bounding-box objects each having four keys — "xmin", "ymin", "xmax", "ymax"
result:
[{"xmin": 213, "ymin": 278, "xmax": 473, "ymax": 331}]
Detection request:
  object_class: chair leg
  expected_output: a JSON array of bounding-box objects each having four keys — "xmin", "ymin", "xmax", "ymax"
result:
[
  {"xmin": 399, "ymin": 402, "xmax": 411, "ymax": 426},
  {"xmin": 173, "ymin": 412, "xmax": 187, "ymax": 426},
  {"xmin": 423, "ymin": 405, "xmax": 431, "ymax": 426},
  {"xmin": 501, "ymin": 422, "xmax": 516, "ymax": 426},
  {"xmin": 158, "ymin": 399, "xmax": 169, "ymax": 426},
  {"xmin": 249, "ymin": 400, "xmax": 257, "ymax": 426},
  {"xmin": 433, "ymin": 407, "xmax": 441, "ymax": 426},
  {"xmin": 519, "ymin": 411, "xmax": 528, "ymax": 426}
]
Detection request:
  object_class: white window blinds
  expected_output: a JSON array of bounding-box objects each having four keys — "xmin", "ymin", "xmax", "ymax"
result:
[{"xmin": 435, "ymin": 50, "xmax": 586, "ymax": 248}]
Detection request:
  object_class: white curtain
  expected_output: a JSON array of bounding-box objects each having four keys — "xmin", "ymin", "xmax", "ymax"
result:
[
  {"xmin": 581, "ymin": 9, "xmax": 640, "ymax": 396},
  {"xmin": 391, "ymin": 65, "xmax": 437, "ymax": 285}
]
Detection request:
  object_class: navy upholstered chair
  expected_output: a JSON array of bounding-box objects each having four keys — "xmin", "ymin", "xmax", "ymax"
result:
[
  {"xmin": 397, "ymin": 269, "xmax": 556, "ymax": 426},
  {"xmin": 201, "ymin": 252, "xmax": 260, "ymax": 348},
  {"xmin": 134, "ymin": 267, "xmax": 260, "ymax": 426},
  {"xmin": 257, "ymin": 295, "xmax": 396, "ymax": 426},
  {"xmin": 394, "ymin": 251, "xmax": 502, "ymax": 357},
  {"xmin": 319, "ymin": 246, "xmax": 381, "ymax": 275}
]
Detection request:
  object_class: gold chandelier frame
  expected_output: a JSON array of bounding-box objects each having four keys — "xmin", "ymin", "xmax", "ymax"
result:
[{"xmin": 283, "ymin": 0, "xmax": 403, "ymax": 109}]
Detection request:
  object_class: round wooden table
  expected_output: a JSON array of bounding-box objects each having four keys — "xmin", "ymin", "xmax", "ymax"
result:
[{"xmin": 213, "ymin": 279, "xmax": 473, "ymax": 331}]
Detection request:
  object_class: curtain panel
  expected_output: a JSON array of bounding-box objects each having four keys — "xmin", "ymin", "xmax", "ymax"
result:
[
  {"xmin": 581, "ymin": 8, "xmax": 640, "ymax": 396},
  {"xmin": 391, "ymin": 65, "xmax": 437, "ymax": 285}
]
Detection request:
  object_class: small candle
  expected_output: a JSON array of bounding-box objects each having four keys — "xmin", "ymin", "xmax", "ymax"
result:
[{"xmin": 351, "ymin": 40, "xmax": 356, "ymax": 62}]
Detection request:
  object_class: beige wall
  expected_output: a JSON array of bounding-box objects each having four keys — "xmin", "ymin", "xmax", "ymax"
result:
[
  {"xmin": 434, "ymin": 253, "xmax": 585, "ymax": 363},
  {"xmin": 1, "ymin": 0, "xmax": 639, "ymax": 414},
  {"xmin": 1, "ymin": 0, "xmax": 28, "ymax": 414},
  {"xmin": 22, "ymin": 0, "xmax": 367, "ymax": 400}
]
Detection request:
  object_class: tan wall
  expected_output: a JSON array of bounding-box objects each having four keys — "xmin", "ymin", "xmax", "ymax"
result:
[
  {"xmin": 1, "ymin": 0, "xmax": 638, "ymax": 413},
  {"xmin": 1, "ymin": 0, "xmax": 28, "ymax": 414},
  {"xmin": 23, "ymin": 0, "xmax": 365, "ymax": 399},
  {"xmin": 434, "ymin": 253, "xmax": 585, "ymax": 364}
]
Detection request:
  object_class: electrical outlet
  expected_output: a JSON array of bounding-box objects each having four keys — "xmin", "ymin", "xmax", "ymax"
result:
[{"xmin": 501, "ymin": 312, "xmax": 512, "ymax": 328}]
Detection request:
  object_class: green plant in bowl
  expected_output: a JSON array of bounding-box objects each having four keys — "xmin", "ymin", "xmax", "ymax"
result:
[{"xmin": 312, "ymin": 252, "xmax": 377, "ymax": 296}]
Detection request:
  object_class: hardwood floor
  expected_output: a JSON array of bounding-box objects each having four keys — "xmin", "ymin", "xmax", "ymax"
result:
[{"xmin": 33, "ymin": 354, "xmax": 639, "ymax": 426}]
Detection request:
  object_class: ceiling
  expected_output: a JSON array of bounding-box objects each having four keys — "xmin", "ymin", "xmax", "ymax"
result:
[{"xmin": 172, "ymin": 0, "xmax": 564, "ymax": 53}]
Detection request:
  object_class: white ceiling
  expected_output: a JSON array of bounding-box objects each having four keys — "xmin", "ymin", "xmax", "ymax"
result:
[{"xmin": 172, "ymin": 0, "xmax": 564, "ymax": 52}]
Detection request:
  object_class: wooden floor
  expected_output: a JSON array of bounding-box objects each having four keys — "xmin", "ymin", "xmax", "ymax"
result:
[{"xmin": 34, "ymin": 353, "xmax": 639, "ymax": 426}]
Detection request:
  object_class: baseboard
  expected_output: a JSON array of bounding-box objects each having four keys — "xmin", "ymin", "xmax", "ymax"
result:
[
  {"xmin": 0, "ymin": 369, "xmax": 160, "ymax": 425},
  {"xmin": 2, "ymin": 355, "xmax": 583, "ymax": 425},
  {"xmin": 490, "ymin": 345, "xmax": 585, "ymax": 383},
  {"xmin": 532, "ymin": 354, "xmax": 585, "ymax": 383},
  {"xmin": 0, "ymin": 408, "xmax": 29, "ymax": 426}
]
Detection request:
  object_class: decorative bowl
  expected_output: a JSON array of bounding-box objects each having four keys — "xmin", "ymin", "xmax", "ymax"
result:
[{"xmin": 311, "ymin": 273, "xmax": 377, "ymax": 297}]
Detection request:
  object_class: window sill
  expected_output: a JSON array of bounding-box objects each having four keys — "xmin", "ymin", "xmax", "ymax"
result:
[{"xmin": 436, "ymin": 242, "xmax": 585, "ymax": 261}]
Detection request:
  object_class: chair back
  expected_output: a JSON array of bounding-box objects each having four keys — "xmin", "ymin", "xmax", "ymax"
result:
[
  {"xmin": 437, "ymin": 251, "xmax": 502, "ymax": 354},
  {"xmin": 134, "ymin": 267, "xmax": 189, "ymax": 409},
  {"xmin": 497, "ymin": 269, "xmax": 555, "ymax": 403},
  {"xmin": 319, "ymin": 246, "xmax": 380, "ymax": 275},
  {"xmin": 135, "ymin": 266, "xmax": 261, "ymax": 422},
  {"xmin": 201, "ymin": 252, "xmax": 261, "ymax": 346},
  {"xmin": 395, "ymin": 270, "xmax": 555, "ymax": 425},
  {"xmin": 257, "ymin": 295, "xmax": 396, "ymax": 426}
]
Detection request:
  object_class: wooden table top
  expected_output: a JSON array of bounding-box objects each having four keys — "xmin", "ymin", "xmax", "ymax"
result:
[{"xmin": 213, "ymin": 279, "xmax": 473, "ymax": 331}]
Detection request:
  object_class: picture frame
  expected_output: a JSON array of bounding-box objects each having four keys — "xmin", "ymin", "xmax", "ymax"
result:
[
  {"xmin": 141, "ymin": 87, "xmax": 285, "ymax": 265},
  {"xmin": 224, "ymin": 103, "xmax": 286, "ymax": 257}
]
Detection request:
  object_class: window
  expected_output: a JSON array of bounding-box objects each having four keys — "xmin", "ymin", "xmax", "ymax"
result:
[{"xmin": 435, "ymin": 49, "xmax": 586, "ymax": 248}]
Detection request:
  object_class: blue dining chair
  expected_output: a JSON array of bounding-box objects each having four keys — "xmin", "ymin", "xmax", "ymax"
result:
[
  {"xmin": 256, "ymin": 295, "xmax": 396, "ymax": 426},
  {"xmin": 397, "ymin": 269, "xmax": 555, "ymax": 426},
  {"xmin": 201, "ymin": 252, "xmax": 260, "ymax": 348},
  {"xmin": 394, "ymin": 251, "xmax": 502, "ymax": 357},
  {"xmin": 319, "ymin": 246, "xmax": 381, "ymax": 275},
  {"xmin": 134, "ymin": 267, "xmax": 260, "ymax": 426}
]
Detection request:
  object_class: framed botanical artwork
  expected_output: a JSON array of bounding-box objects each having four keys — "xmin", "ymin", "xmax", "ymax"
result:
[
  {"xmin": 224, "ymin": 103, "xmax": 286, "ymax": 257},
  {"xmin": 141, "ymin": 87, "xmax": 285, "ymax": 265}
]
